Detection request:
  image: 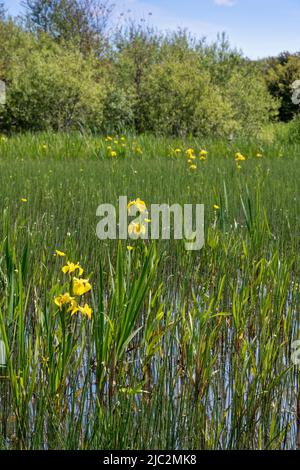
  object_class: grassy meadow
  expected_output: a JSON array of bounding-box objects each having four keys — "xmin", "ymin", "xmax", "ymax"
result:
[{"xmin": 0, "ymin": 130, "xmax": 299, "ymax": 449}]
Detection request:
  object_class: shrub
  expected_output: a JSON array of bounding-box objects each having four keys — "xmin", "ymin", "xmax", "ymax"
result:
[
  {"xmin": 224, "ymin": 68, "xmax": 279, "ymax": 136},
  {"xmin": 0, "ymin": 18, "xmax": 281, "ymax": 136},
  {"xmin": 0, "ymin": 33, "xmax": 108, "ymax": 132},
  {"xmin": 140, "ymin": 58, "xmax": 235, "ymax": 136}
]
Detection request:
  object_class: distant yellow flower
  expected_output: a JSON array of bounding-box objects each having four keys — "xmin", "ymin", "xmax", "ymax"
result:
[
  {"xmin": 128, "ymin": 198, "xmax": 147, "ymax": 214},
  {"xmin": 189, "ymin": 164, "xmax": 197, "ymax": 170},
  {"xmin": 235, "ymin": 152, "xmax": 246, "ymax": 161},
  {"xmin": 106, "ymin": 136, "xmax": 113, "ymax": 141},
  {"xmin": 121, "ymin": 136, "xmax": 126, "ymax": 141},
  {"xmin": 128, "ymin": 222, "xmax": 146, "ymax": 238},
  {"xmin": 200, "ymin": 150, "xmax": 207, "ymax": 161},
  {"xmin": 186, "ymin": 148, "xmax": 194, "ymax": 157},
  {"xmin": 78, "ymin": 303, "xmax": 93, "ymax": 320},
  {"xmin": 41, "ymin": 144, "xmax": 48, "ymax": 150},
  {"xmin": 62, "ymin": 262, "xmax": 84, "ymax": 276},
  {"xmin": 189, "ymin": 155, "xmax": 196, "ymax": 160},
  {"xmin": 213, "ymin": 204, "xmax": 220, "ymax": 210},
  {"xmin": 256, "ymin": 153, "xmax": 263, "ymax": 158},
  {"xmin": 174, "ymin": 148, "xmax": 181, "ymax": 154},
  {"xmin": 67, "ymin": 298, "xmax": 79, "ymax": 316},
  {"xmin": 135, "ymin": 147, "xmax": 143, "ymax": 154},
  {"xmin": 54, "ymin": 294, "xmax": 91, "ymax": 319},
  {"xmin": 54, "ymin": 293, "xmax": 74, "ymax": 310},
  {"xmin": 55, "ymin": 250, "xmax": 66, "ymax": 257},
  {"xmin": 21, "ymin": 198, "xmax": 28, "ymax": 203},
  {"xmin": 114, "ymin": 140, "xmax": 119, "ymax": 145},
  {"xmin": 127, "ymin": 245, "xmax": 134, "ymax": 251},
  {"xmin": 236, "ymin": 163, "xmax": 242, "ymax": 170},
  {"xmin": 73, "ymin": 278, "xmax": 92, "ymax": 296},
  {"xmin": 110, "ymin": 151, "xmax": 117, "ymax": 157}
]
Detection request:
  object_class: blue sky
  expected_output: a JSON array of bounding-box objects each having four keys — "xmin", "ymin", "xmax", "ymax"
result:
[{"xmin": 3, "ymin": 0, "xmax": 300, "ymax": 59}]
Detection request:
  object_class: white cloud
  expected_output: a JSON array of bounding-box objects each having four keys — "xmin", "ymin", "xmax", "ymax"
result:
[{"xmin": 214, "ymin": 0, "xmax": 237, "ymax": 6}]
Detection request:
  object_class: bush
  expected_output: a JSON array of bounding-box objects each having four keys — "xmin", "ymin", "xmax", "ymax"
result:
[
  {"xmin": 0, "ymin": 19, "xmax": 281, "ymax": 136},
  {"xmin": 0, "ymin": 33, "xmax": 108, "ymax": 132},
  {"xmin": 224, "ymin": 67, "xmax": 279, "ymax": 136},
  {"xmin": 264, "ymin": 53, "xmax": 300, "ymax": 122},
  {"xmin": 139, "ymin": 57, "xmax": 235, "ymax": 136},
  {"xmin": 114, "ymin": 29, "xmax": 279, "ymax": 137},
  {"xmin": 101, "ymin": 82, "xmax": 136, "ymax": 134}
]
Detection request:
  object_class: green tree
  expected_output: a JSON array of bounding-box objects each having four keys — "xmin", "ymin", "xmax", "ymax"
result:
[
  {"xmin": 0, "ymin": 3, "xmax": 5, "ymax": 19},
  {"xmin": 115, "ymin": 21, "xmax": 161, "ymax": 133},
  {"xmin": 22, "ymin": 0, "xmax": 113, "ymax": 56},
  {"xmin": 225, "ymin": 66, "xmax": 279, "ymax": 135},
  {"xmin": 141, "ymin": 56, "xmax": 235, "ymax": 136},
  {"xmin": 0, "ymin": 32, "xmax": 109, "ymax": 131},
  {"xmin": 264, "ymin": 53, "xmax": 300, "ymax": 121}
]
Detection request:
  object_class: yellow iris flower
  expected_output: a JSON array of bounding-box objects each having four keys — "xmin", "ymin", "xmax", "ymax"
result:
[
  {"xmin": 78, "ymin": 304, "xmax": 93, "ymax": 320},
  {"xmin": 127, "ymin": 198, "xmax": 147, "ymax": 214},
  {"xmin": 62, "ymin": 262, "xmax": 84, "ymax": 276},
  {"xmin": 235, "ymin": 152, "xmax": 246, "ymax": 161},
  {"xmin": 55, "ymin": 250, "xmax": 66, "ymax": 257},
  {"xmin": 67, "ymin": 298, "xmax": 79, "ymax": 316},
  {"xmin": 54, "ymin": 293, "xmax": 74, "ymax": 310},
  {"xmin": 128, "ymin": 222, "xmax": 146, "ymax": 238},
  {"xmin": 73, "ymin": 278, "xmax": 92, "ymax": 296}
]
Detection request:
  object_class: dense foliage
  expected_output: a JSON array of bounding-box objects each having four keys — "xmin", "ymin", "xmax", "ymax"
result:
[{"xmin": 0, "ymin": 1, "xmax": 299, "ymax": 136}]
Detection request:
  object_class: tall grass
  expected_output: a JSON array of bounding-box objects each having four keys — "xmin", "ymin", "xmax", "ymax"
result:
[{"xmin": 0, "ymin": 131, "xmax": 299, "ymax": 449}]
